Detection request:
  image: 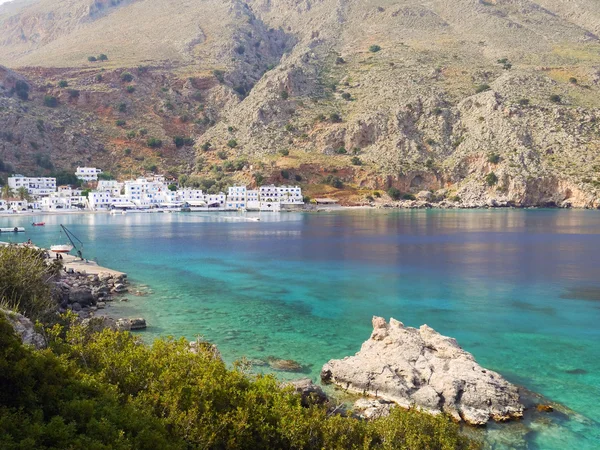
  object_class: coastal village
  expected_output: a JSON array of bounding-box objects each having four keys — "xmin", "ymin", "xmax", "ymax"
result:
[{"xmin": 0, "ymin": 167, "xmax": 305, "ymax": 213}]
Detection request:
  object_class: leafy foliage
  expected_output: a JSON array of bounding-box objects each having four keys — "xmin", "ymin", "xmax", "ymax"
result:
[
  {"xmin": 43, "ymin": 96, "xmax": 58, "ymax": 107},
  {"xmin": 388, "ymin": 187, "xmax": 401, "ymax": 200}
]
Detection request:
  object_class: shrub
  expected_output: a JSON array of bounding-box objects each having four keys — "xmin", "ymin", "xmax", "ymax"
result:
[
  {"xmin": 95, "ymin": 74, "xmax": 103, "ymax": 82},
  {"xmin": 335, "ymin": 56, "xmax": 345, "ymax": 64},
  {"xmin": 285, "ymin": 123, "xmax": 295, "ymax": 132},
  {"xmin": 98, "ymin": 172, "xmax": 114, "ymax": 181},
  {"xmin": 341, "ymin": 92, "xmax": 351, "ymax": 101},
  {"xmin": 487, "ymin": 153, "xmax": 501, "ymax": 164},
  {"xmin": 124, "ymin": 148, "xmax": 132, "ymax": 156},
  {"xmin": 88, "ymin": 56, "xmax": 97, "ymax": 62},
  {"xmin": 281, "ymin": 170, "xmax": 290, "ymax": 179},
  {"xmin": 323, "ymin": 175, "xmax": 343, "ymax": 188},
  {"xmin": 43, "ymin": 96, "xmax": 58, "ymax": 107},
  {"xmin": 227, "ymin": 139, "xmax": 238, "ymax": 148},
  {"xmin": 126, "ymin": 130, "xmax": 137, "ymax": 139},
  {"xmin": 518, "ymin": 98, "xmax": 530, "ymax": 106},
  {"xmin": 213, "ymin": 70, "xmax": 225, "ymax": 83},
  {"xmin": 147, "ymin": 137, "xmax": 163, "ymax": 148},
  {"xmin": 485, "ymin": 172, "xmax": 498, "ymax": 186},
  {"xmin": 475, "ymin": 84, "xmax": 490, "ymax": 93},
  {"xmin": 569, "ymin": 77, "xmax": 578, "ymax": 84},
  {"xmin": 201, "ymin": 142, "xmax": 212, "ymax": 151},
  {"xmin": 369, "ymin": 44, "xmax": 382, "ymax": 53},
  {"xmin": 253, "ymin": 172, "xmax": 264, "ymax": 185},
  {"xmin": 334, "ymin": 146, "xmax": 347, "ymax": 155},
  {"xmin": 67, "ymin": 89, "xmax": 80, "ymax": 99},
  {"xmin": 15, "ymin": 80, "xmax": 29, "ymax": 100},
  {"xmin": 98, "ymin": 53, "xmax": 108, "ymax": 61},
  {"xmin": 280, "ymin": 90, "xmax": 289, "ymax": 100},
  {"xmin": 116, "ymin": 119, "xmax": 126, "ymax": 127},
  {"xmin": 126, "ymin": 85, "xmax": 135, "ymax": 93},
  {"xmin": 374, "ymin": 191, "xmax": 381, "ymax": 198},
  {"xmin": 549, "ymin": 94, "xmax": 562, "ymax": 103},
  {"xmin": 217, "ymin": 150, "xmax": 228, "ymax": 160},
  {"xmin": 234, "ymin": 45, "xmax": 245, "ymax": 55},
  {"xmin": 117, "ymin": 102, "xmax": 127, "ymax": 112},
  {"xmin": 121, "ymin": 72, "xmax": 134, "ymax": 82},
  {"xmin": 279, "ymin": 149, "xmax": 290, "ymax": 156},
  {"xmin": 173, "ymin": 136, "xmax": 185, "ymax": 148},
  {"xmin": 329, "ymin": 113, "xmax": 342, "ymax": 123},
  {"xmin": 402, "ymin": 193, "xmax": 416, "ymax": 200},
  {"xmin": 295, "ymin": 174, "xmax": 302, "ymax": 182},
  {"xmin": 58, "ymin": 80, "xmax": 68, "ymax": 88},
  {"xmin": 351, "ymin": 156, "xmax": 362, "ymax": 165},
  {"xmin": 388, "ymin": 187, "xmax": 401, "ymax": 200},
  {"xmin": 0, "ymin": 246, "xmax": 57, "ymax": 319},
  {"xmin": 139, "ymin": 128, "xmax": 148, "ymax": 136}
]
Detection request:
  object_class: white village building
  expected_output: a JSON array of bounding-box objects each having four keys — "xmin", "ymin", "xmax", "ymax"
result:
[
  {"xmin": 76, "ymin": 167, "xmax": 102, "ymax": 182},
  {"xmin": 8, "ymin": 175, "xmax": 56, "ymax": 197}
]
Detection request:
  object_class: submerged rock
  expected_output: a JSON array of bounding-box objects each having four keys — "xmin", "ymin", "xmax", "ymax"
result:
[
  {"xmin": 116, "ymin": 318, "xmax": 147, "ymax": 331},
  {"xmin": 321, "ymin": 316, "xmax": 524, "ymax": 425},
  {"xmin": 268, "ymin": 357, "xmax": 304, "ymax": 372}
]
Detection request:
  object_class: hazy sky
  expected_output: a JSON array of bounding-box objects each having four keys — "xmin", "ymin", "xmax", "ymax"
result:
[{"xmin": 0, "ymin": 0, "xmax": 14, "ymax": 5}]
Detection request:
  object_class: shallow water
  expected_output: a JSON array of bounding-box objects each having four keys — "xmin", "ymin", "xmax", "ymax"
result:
[{"xmin": 2, "ymin": 209, "xmax": 600, "ymax": 449}]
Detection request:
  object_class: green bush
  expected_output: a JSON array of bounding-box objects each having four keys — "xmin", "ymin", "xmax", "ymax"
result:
[
  {"xmin": 351, "ymin": 156, "xmax": 362, "ymax": 166},
  {"xmin": 43, "ymin": 96, "xmax": 58, "ymax": 108},
  {"xmin": 485, "ymin": 172, "xmax": 498, "ymax": 186},
  {"xmin": 58, "ymin": 80, "xmax": 68, "ymax": 88},
  {"xmin": 334, "ymin": 146, "xmax": 347, "ymax": 154},
  {"xmin": 118, "ymin": 102, "xmax": 127, "ymax": 112},
  {"xmin": 147, "ymin": 138, "xmax": 163, "ymax": 148},
  {"xmin": 280, "ymin": 91, "xmax": 289, "ymax": 100},
  {"xmin": 487, "ymin": 153, "xmax": 501, "ymax": 164},
  {"xmin": 281, "ymin": 170, "xmax": 290, "ymax": 179},
  {"xmin": 549, "ymin": 94, "xmax": 561, "ymax": 104},
  {"xmin": 518, "ymin": 98, "xmax": 530, "ymax": 106},
  {"xmin": 213, "ymin": 70, "xmax": 225, "ymax": 83},
  {"xmin": 116, "ymin": 119, "xmax": 126, "ymax": 127},
  {"xmin": 126, "ymin": 85, "xmax": 135, "ymax": 93},
  {"xmin": 569, "ymin": 77, "xmax": 578, "ymax": 84},
  {"xmin": 15, "ymin": 80, "xmax": 29, "ymax": 101},
  {"xmin": 475, "ymin": 84, "xmax": 490, "ymax": 93},
  {"xmin": 341, "ymin": 92, "xmax": 351, "ymax": 101},
  {"xmin": 227, "ymin": 139, "xmax": 238, "ymax": 148},
  {"xmin": 217, "ymin": 150, "xmax": 228, "ymax": 160},
  {"xmin": 324, "ymin": 175, "xmax": 343, "ymax": 189},
  {"xmin": 201, "ymin": 142, "xmax": 212, "ymax": 151},
  {"xmin": 124, "ymin": 148, "xmax": 132, "ymax": 156},
  {"xmin": 329, "ymin": 113, "xmax": 342, "ymax": 123},
  {"xmin": 98, "ymin": 53, "xmax": 108, "ymax": 61},
  {"xmin": 67, "ymin": 89, "xmax": 80, "ymax": 98},
  {"xmin": 279, "ymin": 149, "xmax": 290, "ymax": 156},
  {"xmin": 0, "ymin": 246, "xmax": 58, "ymax": 319},
  {"xmin": 121, "ymin": 72, "xmax": 134, "ymax": 82},
  {"xmin": 88, "ymin": 56, "xmax": 97, "ymax": 62},
  {"xmin": 369, "ymin": 45, "xmax": 382, "ymax": 53},
  {"xmin": 402, "ymin": 193, "xmax": 416, "ymax": 201},
  {"xmin": 95, "ymin": 74, "xmax": 103, "ymax": 82},
  {"xmin": 387, "ymin": 187, "xmax": 401, "ymax": 200}
]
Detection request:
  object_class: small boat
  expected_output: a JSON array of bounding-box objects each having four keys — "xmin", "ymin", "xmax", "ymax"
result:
[
  {"xmin": 32, "ymin": 222, "xmax": 45, "ymax": 226},
  {"xmin": 50, "ymin": 244, "xmax": 73, "ymax": 254},
  {"xmin": 0, "ymin": 227, "xmax": 25, "ymax": 233}
]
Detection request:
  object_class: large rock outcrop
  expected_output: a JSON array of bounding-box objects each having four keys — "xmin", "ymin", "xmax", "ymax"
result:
[
  {"xmin": 321, "ymin": 316, "xmax": 524, "ymax": 425},
  {"xmin": 0, "ymin": 309, "xmax": 45, "ymax": 349}
]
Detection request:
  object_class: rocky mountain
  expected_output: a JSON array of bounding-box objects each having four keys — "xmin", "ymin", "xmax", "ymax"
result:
[{"xmin": 1, "ymin": 0, "xmax": 600, "ymax": 207}]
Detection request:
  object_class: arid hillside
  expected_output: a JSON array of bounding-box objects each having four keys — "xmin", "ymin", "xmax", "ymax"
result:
[{"xmin": 1, "ymin": 0, "xmax": 600, "ymax": 207}]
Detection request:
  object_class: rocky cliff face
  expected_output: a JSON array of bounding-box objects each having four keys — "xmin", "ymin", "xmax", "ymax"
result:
[
  {"xmin": 0, "ymin": 308, "xmax": 45, "ymax": 349},
  {"xmin": 321, "ymin": 317, "xmax": 524, "ymax": 425},
  {"xmin": 0, "ymin": 0, "xmax": 599, "ymax": 206}
]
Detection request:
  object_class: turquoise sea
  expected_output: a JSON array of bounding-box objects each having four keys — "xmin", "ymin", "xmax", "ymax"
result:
[{"xmin": 2, "ymin": 209, "xmax": 599, "ymax": 449}]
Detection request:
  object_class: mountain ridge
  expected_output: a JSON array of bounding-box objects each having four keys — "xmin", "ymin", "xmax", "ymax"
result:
[{"xmin": 0, "ymin": 0, "xmax": 599, "ymax": 207}]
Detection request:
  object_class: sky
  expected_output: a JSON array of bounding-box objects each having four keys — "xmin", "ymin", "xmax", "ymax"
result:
[{"xmin": 0, "ymin": 0, "xmax": 14, "ymax": 5}]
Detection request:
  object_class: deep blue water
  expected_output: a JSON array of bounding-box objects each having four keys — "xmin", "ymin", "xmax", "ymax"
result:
[{"xmin": 2, "ymin": 209, "xmax": 600, "ymax": 449}]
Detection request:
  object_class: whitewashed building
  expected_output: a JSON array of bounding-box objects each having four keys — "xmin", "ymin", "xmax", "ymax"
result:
[
  {"xmin": 97, "ymin": 180, "xmax": 123, "ymax": 196},
  {"xmin": 8, "ymin": 176, "xmax": 56, "ymax": 197},
  {"xmin": 9, "ymin": 200, "xmax": 28, "ymax": 211},
  {"xmin": 226, "ymin": 186, "xmax": 247, "ymax": 210},
  {"xmin": 259, "ymin": 185, "xmax": 280, "ymax": 201},
  {"xmin": 76, "ymin": 167, "xmax": 102, "ymax": 182},
  {"xmin": 278, "ymin": 186, "xmax": 303, "ymax": 204}
]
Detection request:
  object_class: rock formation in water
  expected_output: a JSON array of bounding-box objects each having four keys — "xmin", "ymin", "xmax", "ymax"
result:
[{"xmin": 321, "ymin": 316, "xmax": 524, "ymax": 425}]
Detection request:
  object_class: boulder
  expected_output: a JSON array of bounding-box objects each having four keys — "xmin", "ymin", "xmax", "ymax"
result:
[
  {"xmin": 268, "ymin": 357, "xmax": 303, "ymax": 372},
  {"xmin": 113, "ymin": 283, "xmax": 128, "ymax": 294},
  {"xmin": 0, "ymin": 309, "xmax": 45, "ymax": 349},
  {"xmin": 287, "ymin": 378, "xmax": 328, "ymax": 406},
  {"xmin": 116, "ymin": 317, "xmax": 146, "ymax": 331},
  {"xmin": 321, "ymin": 317, "xmax": 524, "ymax": 425},
  {"xmin": 353, "ymin": 398, "xmax": 393, "ymax": 420},
  {"xmin": 69, "ymin": 287, "xmax": 94, "ymax": 306}
]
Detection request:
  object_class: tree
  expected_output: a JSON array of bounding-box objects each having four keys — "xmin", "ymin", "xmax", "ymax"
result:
[
  {"xmin": 227, "ymin": 139, "xmax": 238, "ymax": 148},
  {"xmin": 168, "ymin": 184, "xmax": 177, "ymax": 191},
  {"xmin": 388, "ymin": 187, "xmax": 401, "ymax": 200},
  {"xmin": 369, "ymin": 45, "xmax": 382, "ymax": 52},
  {"xmin": 1, "ymin": 184, "xmax": 14, "ymax": 199},
  {"xmin": 15, "ymin": 80, "xmax": 29, "ymax": 101},
  {"xmin": 351, "ymin": 156, "xmax": 362, "ymax": 166},
  {"xmin": 43, "ymin": 96, "xmax": 58, "ymax": 107},
  {"xmin": 485, "ymin": 172, "xmax": 498, "ymax": 186},
  {"xmin": 16, "ymin": 187, "xmax": 31, "ymax": 201},
  {"xmin": 58, "ymin": 80, "xmax": 68, "ymax": 88},
  {"xmin": 550, "ymin": 94, "xmax": 562, "ymax": 104},
  {"xmin": 88, "ymin": 56, "xmax": 97, "ymax": 62},
  {"xmin": 98, "ymin": 53, "xmax": 108, "ymax": 61},
  {"xmin": 121, "ymin": 72, "xmax": 134, "ymax": 82}
]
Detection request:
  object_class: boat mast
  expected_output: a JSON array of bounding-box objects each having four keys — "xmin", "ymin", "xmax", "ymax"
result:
[{"xmin": 60, "ymin": 224, "xmax": 84, "ymax": 259}]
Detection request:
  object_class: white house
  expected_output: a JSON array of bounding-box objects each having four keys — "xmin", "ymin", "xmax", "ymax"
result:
[
  {"xmin": 76, "ymin": 167, "xmax": 102, "ymax": 182},
  {"xmin": 205, "ymin": 193, "xmax": 226, "ymax": 208},
  {"xmin": 226, "ymin": 186, "xmax": 247, "ymax": 210},
  {"xmin": 97, "ymin": 180, "xmax": 123, "ymax": 196},
  {"xmin": 87, "ymin": 192, "xmax": 114, "ymax": 210},
  {"xmin": 259, "ymin": 185, "xmax": 280, "ymax": 201},
  {"xmin": 8, "ymin": 175, "xmax": 56, "ymax": 197},
  {"xmin": 278, "ymin": 186, "xmax": 303, "ymax": 204},
  {"xmin": 9, "ymin": 200, "xmax": 28, "ymax": 211}
]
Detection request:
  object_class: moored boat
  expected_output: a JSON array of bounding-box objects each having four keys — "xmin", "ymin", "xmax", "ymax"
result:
[
  {"xmin": 50, "ymin": 244, "xmax": 73, "ymax": 254},
  {"xmin": 0, "ymin": 227, "xmax": 25, "ymax": 233},
  {"xmin": 32, "ymin": 222, "xmax": 45, "ymax": 226}
]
